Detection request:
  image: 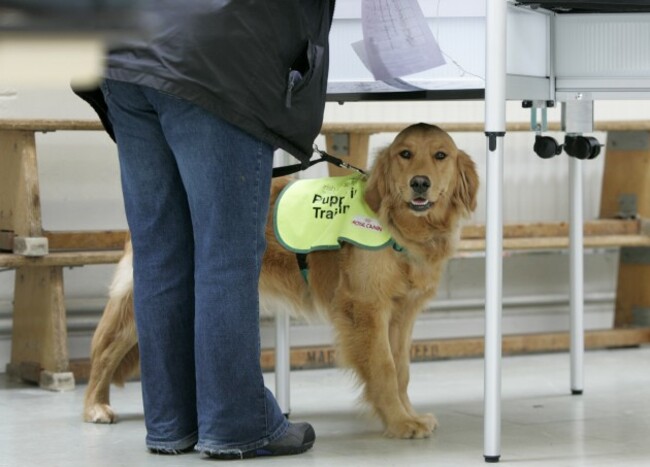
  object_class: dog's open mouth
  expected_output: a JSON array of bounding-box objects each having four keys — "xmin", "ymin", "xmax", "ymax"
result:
[{"xmin": 409, "ymin": 197, "xmax": 433, "ymax": 212}]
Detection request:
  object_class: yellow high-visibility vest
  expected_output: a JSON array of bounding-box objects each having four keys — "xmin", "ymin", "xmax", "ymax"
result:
[{"xmin": 274, "ymin": 174, "xmax": 394, "ymax": 253}]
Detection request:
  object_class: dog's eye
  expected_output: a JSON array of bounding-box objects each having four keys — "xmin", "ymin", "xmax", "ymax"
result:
[
  {"xmin": 399, "ymin": 150, "xmax": 412, "ymax": 159},
  {"xmin": 434, "ymin": 151, "xmax": 447, "ymax": 160}
]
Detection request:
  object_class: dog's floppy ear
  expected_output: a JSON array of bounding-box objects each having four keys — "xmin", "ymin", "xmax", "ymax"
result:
[
  {"xmin": 452, "ymin": 150, "xmax": 479, "ymax": 214},
  {"xmin": 364, "ymin": 147, "xmax": 389, "ymax": 213}
]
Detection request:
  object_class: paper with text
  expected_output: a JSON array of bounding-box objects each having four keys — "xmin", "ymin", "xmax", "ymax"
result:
[{"xmin": 356, "ymin": 0, "xmax": 445, "ymax": 83}]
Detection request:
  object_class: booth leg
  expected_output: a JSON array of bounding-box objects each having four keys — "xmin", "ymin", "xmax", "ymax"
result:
[
  {"xmin": 275, "ymin": 310, "xmax": 291, "ymax": 416},
  {"xmin": 483, "ymin": 0, "xmax": 507, "ymax": 461},
  {"xmin": 569, "ymin": 156, "xmax": 585, "ymax": 395}
]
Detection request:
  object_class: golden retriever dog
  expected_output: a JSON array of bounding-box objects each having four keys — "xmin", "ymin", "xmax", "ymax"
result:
[{"xmin": 83, "ymin": 123, "xmax": 479, "ymax": 439}]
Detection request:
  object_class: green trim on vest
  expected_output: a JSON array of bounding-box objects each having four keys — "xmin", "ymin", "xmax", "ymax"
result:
[{"xmin": 274, "ymin": 174, "xmax": 395, "ymax": 254}]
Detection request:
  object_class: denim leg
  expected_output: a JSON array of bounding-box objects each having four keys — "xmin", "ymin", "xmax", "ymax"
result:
[
  {"xmin": 147, "ymin": 88, "xmax": 288, "ymax": 453},
  {"xmin": 103, "ymin": 79, "xmax": 288, "ymax": 453},
  {"xmin": 101, "ymin": 80, "xmax": 199, "ymax": 451}
]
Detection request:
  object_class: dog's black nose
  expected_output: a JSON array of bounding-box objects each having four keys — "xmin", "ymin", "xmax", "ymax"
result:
[{"xmin": 410, "ymin": 176, "xmax": 431, "ymax": 194}]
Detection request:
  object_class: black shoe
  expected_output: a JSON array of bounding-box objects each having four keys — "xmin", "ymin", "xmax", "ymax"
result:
[{"xmin": 208, "ymin": 422, "xmax": 315, "ymax": 460}]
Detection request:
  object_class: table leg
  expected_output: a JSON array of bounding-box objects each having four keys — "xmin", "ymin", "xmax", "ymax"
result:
[
  {"xmin": 484, "ymin": 0, "xmax": 507, "ymax": 461},
  {"xmin": 569, "ymin": 156, "xmax": 585, "ymax": 394}
]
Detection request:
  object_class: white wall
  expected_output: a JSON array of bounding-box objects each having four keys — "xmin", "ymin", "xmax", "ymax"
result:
[{"xmin": 1, "ymin": 82, "xmax": 648, "ymax": 371}]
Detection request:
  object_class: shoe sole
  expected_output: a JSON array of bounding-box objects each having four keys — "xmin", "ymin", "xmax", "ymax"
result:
[{"xmin": 209, "ymin": 439, "xmax": 315, "ymax": 460}]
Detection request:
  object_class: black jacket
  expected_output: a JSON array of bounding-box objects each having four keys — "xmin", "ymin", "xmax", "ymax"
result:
[{"xmin": 77, "ymin": 0, "xmax": 335, "ymax": 165}]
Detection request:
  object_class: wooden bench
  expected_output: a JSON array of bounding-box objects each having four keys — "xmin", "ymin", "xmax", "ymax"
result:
[
  {"xmin": 0, "ymin": 119, "xmax": 127, "ymax": 389},
  {"xmin": 2, "ymin": 119, "xmax": 649, "ymax": 385}
]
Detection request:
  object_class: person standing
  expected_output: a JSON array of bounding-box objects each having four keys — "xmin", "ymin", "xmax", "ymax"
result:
[{"xmin": 78, "ymin": 0, "xmax": 335, "ymax": 459}]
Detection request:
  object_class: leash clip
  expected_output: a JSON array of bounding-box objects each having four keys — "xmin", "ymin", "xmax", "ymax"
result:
[{"xmin": 313, "ymin": 144, "xmax": 367, "ymax": 176}]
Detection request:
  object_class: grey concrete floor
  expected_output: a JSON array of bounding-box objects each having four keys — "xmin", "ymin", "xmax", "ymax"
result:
[{"xmin": 1, "ymin": 346, "xmax": 649, "ymax": 467}]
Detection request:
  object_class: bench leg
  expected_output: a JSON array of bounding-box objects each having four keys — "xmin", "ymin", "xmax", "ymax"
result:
[
  {"xmin": 0, "ymin": 129, "xmax": 43, "ymax": 239},
  {"xmin": 8, "ymin": 266, "xmax": 75, "ymax": 391},
  {"xmin": 599, "ymin": 130, "xmax": 650, "ymax": 328},
  {"xmin": 615, "ymin": 249, "xmax": 650, "ymax": 328}
]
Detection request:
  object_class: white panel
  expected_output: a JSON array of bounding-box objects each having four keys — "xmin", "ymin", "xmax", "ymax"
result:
[
  {"xmin": 555, "ymin": 13, "xmax": 650, "ymax": 78},
  {"xmin": 506, "ymin": 6, "xmax": 549, "ymax": 77}
]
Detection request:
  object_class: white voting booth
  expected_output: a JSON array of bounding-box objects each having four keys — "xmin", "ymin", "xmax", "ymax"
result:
[{"xmin": 276, "ymin": 1, "xmax": 650, "ymax": 462}]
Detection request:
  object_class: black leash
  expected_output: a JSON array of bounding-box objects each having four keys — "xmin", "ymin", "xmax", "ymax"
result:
[{"xmin": 272, "ymin": 144, "xmax": 367, "ymax": 178}]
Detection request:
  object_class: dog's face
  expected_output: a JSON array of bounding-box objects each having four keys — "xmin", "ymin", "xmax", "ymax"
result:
[{"xmin": 365, "ymin": 123, "xmax": 479, "ymax": 220}]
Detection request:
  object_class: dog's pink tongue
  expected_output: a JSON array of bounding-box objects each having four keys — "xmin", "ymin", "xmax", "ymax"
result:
[{"xmin": 412, "ymin": 198, "xmax": 428, "ymax": 205}]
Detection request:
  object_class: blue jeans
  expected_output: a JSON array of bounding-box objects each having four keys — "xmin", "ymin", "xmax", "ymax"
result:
[{"xmin": 101, "ymin": 79, "xmax": 288, "ymax": 454}]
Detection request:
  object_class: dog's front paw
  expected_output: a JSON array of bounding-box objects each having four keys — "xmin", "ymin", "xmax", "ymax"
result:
[
  {"xmin": 84, "ymin": 404, "xmax": 117, "ymax": 424},
  {"xmin": 384, "ymin": 413, "xmax": 437, "ymax": 439},
  {"xmin": 415, "ymin": 413, "xmax": 438, "ymax": 432}
]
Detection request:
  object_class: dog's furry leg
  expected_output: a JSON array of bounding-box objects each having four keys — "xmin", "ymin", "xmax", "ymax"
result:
[
  {"xmin": 389, "ymin": 302, "xmax": 437, "ymax": 432},
  {"xmin": 331, "ymin": 296, "xmax": 434, "ymax": 439},
  {"xmin": 84, "ymin": 245, "xmax": 139, "ymax": 423}
]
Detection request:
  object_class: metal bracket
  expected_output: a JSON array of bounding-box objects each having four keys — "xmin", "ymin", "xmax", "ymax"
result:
[
  {"xmin": 524, "ymin": 100, "xmax": 554, "ymax": 133},
  {"xmin": 329, "ymin": 133, "xmax": 350, "ymax": 157},
  {"xmin": 633, "ymin": 308, "xmax": 650, "ymax": 327},
  {"xmin": 0, "ymin": 230, "xmax": 13, "ymax": 252},
  {"xmin": 531, "ymin": 106, "xmax": 548, "ymax": 133},
  {"xmin": 607, "ymin": 131, "xmax": 650, "ymax": 151},
  {"xmin": 39, "ymin": 371, "xmax": 75, "ymax": 392},
  {"xmin": 617, "ymin": 194, "xmax": 638, "ymax": 219},
  {"xmin": 641, "ymin": 218, "xmax": 650, "ymax": 236},
  {"xmin": 561, "ymin": 100, "xmax": 594, "ymax": 134},
  {"xmin": 620, "ymin": 246, "xmax": 650, "ymax": 265},
  {"xmin": 13, "ymin": 236, "xmax": 49, "ymax": 256}
]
